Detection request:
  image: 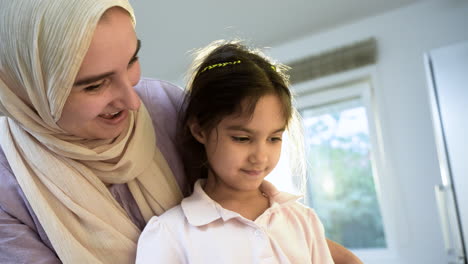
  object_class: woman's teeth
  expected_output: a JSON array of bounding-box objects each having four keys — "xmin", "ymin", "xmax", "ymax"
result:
[{"xmin": 99, "ymin": 111, "xmax": 121, "ymax": 119}]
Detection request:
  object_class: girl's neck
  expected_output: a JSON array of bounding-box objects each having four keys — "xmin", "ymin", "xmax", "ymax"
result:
[{"xmin": 203, "ymin": 180, "xmax": 270, "ymax": 221}]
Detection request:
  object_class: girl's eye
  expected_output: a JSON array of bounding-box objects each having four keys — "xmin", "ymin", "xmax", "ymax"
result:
[
  {"xmin": 270, "ymin": 137, "xmax": 282, "ymax": 142},
  {"xmin": 232, "ymin": 136, "xmax": 249, "ymax": 142}
]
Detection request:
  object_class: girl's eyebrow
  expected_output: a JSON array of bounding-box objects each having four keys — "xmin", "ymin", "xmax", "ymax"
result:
[
  {"xmin": 226, "ymin": 126, "xmax": 251, "ymax": 133},
  {"xmin": 226, "ymin": 125, "xmax": 285, "ymax": 134},
  {"xmin": 73, "ymin": 39, "xmax": 141, "ymax": 86}
]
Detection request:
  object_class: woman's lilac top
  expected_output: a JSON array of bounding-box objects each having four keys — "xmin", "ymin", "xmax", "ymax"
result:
[{"xmin": 0, "ymin": 78, "xmax": 187, "ymax": 263}]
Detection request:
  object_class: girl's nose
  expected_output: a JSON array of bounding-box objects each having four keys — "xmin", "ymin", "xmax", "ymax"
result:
[{"xmin": 249, "ymin": 143, "xmax": 268, "ymax": 164}]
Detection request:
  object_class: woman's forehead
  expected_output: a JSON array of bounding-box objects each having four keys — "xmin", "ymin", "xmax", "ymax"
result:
[{"xmin": 74, "ymin": 8, "xmax": 137, "ymax": 82}]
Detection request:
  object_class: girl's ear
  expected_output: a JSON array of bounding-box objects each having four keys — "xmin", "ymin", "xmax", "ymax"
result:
[{"xmin": 189, "ymin": 119, "xmax": 207, "ymax": 144}]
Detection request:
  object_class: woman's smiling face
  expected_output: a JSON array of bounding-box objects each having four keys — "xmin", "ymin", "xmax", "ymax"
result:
[{"xmin": 57, "ymin": 7, "xmax": 141, "ymax": 140}]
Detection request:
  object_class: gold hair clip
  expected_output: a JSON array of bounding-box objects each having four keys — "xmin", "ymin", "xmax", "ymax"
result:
[{"xmin": 200, "ymin": 60, "xmax": 242, "ymax": 73}]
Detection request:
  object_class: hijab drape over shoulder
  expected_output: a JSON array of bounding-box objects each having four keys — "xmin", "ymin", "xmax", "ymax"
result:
[{"xmin": 0, "ymin": 0, "xmax": 183, "ymax": 263}]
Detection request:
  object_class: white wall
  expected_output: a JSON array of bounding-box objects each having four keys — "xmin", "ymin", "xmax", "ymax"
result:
[{"xmin": 269, "ymin": 1, "xmax": 468, "ymax": 263}]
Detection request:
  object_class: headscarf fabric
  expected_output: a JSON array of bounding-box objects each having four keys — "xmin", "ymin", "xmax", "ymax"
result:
[{"xmin": 0, "ymin": 0, "xmax": 183, "ymax": 263}]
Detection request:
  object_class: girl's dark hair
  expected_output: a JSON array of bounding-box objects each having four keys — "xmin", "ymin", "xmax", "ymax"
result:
[{"xmin": 177, "ymin": 40, "xmax": 293, "ymax": 193}]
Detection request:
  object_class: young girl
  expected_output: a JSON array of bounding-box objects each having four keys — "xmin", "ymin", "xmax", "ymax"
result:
[{"xmin": 136, "ymin": 40, "xmax": 334, "ymax": 264}]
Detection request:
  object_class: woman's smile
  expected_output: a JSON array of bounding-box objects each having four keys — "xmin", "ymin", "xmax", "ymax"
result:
[
  {"xmin": 97, "ymin": 109, "xmax": 128, "ymax": 124},
  {"xmin": 99, "ymin": 110, "xmax": 122, "ymax": 119}
]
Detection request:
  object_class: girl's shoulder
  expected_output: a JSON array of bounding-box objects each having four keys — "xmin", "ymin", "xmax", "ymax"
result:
[
  {"xmin": 137, "ymin": 205, "xmax": 187, "ymax": 263},
  {"xmin": 141, "ymin": 204, "xmax": 186, "ymax": 237}
]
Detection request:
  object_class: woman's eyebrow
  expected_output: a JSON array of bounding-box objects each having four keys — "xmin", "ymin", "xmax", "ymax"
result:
[
  {"xmin": 73, "ymin": 39, "xmax": 142, "ymax": 86},
  {"xmin": 130, "ymin": 39, "xmax": 141, "ymax": 62},
  {"xmin": 74, "ymin": 71, "xmax": 113, "ymax": 86}
]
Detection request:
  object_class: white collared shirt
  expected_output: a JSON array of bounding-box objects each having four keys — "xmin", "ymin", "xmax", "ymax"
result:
[{"xmin": 136, "ymin": 180, "xmax": 334, "ymax": 264}]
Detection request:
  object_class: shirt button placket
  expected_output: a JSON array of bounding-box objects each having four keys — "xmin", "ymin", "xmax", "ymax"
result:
[
  {"xmin": 253, "ymin": 228, "xmax": 276, "ymax": 263},
  {"xmin": 254, "ymin": 229, "xmax": 263, "ymax": 237}
]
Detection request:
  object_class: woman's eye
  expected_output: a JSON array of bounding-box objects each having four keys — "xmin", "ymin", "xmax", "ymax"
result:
[
  {"xmin": 232, "ymin": 136, "xmax": 249, "ymax": 142},
  {"xmin": 83, "ymin": 83, "xmax": 102, "ymax": 92},
  {"xmin": 129, "ymin": 56, "xmax": 139, "ymax": 66}
]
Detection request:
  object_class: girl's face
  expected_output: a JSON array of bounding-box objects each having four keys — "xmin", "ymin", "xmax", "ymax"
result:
[
  {"xmin": 197, "ymin": 94, "xmax": 287, "ymax": 195},
  {"xmin": 57, "ymin": 8, "xmax": 141, "ymax": 140}
]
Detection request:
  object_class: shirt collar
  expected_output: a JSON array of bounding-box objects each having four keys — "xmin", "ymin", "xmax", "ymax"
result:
[
  {"xmin": 181, "ymin": 179, "xmax": 302, "ymax": 227},
  {"xmin": 260, "ymin": 180, "xmax": 302, "ymax": 206},
  {"xmin": 181, "ymin": 179, "xmax": 224, "ymax": 226}
]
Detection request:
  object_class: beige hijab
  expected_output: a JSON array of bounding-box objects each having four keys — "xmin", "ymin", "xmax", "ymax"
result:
[{"xmin": 0, "ymin": 0, "xmax": 183, "ymax": 263}]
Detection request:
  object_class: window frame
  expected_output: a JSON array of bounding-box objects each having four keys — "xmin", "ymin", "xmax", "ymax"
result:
[{"xmin": 292, "ymin": 66, "xmax": 404, "ymax": 263}]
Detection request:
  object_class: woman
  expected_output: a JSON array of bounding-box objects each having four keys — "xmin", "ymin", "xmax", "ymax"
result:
[
  {"xmin": 0, "ymin": 0, "xmax": 361, "ymax": 263},
  {"xmin": 0, "ymin": 1, "xmax": 183, "ymax": 263}
]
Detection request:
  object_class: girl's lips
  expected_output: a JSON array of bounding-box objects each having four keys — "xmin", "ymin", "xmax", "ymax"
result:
[{"xmin": 242, "ymin": 169, "xmax": 263, "ymax": 177}]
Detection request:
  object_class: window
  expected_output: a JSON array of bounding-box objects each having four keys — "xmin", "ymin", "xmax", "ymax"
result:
[
  {"xmin": 267, "ymin": 72, "xmax": 393, "ymax": 260},
  {"xmin": 301, "ymin": 95, "xmax": 385, "ymax": 249}
]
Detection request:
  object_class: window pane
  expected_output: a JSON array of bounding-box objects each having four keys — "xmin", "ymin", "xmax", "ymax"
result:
[{"xmin": 301, "ymin": 97, "xmax": 387, "ymax": 249}]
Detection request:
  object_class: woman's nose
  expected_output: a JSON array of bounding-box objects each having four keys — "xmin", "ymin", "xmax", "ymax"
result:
[
  {"xmin": 115, "ymin": 80, "xmax": 141, "ymax": 110},
  {"xmin": 123, "ymin": 85, "xmax": 141, "ymax": 110}
]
